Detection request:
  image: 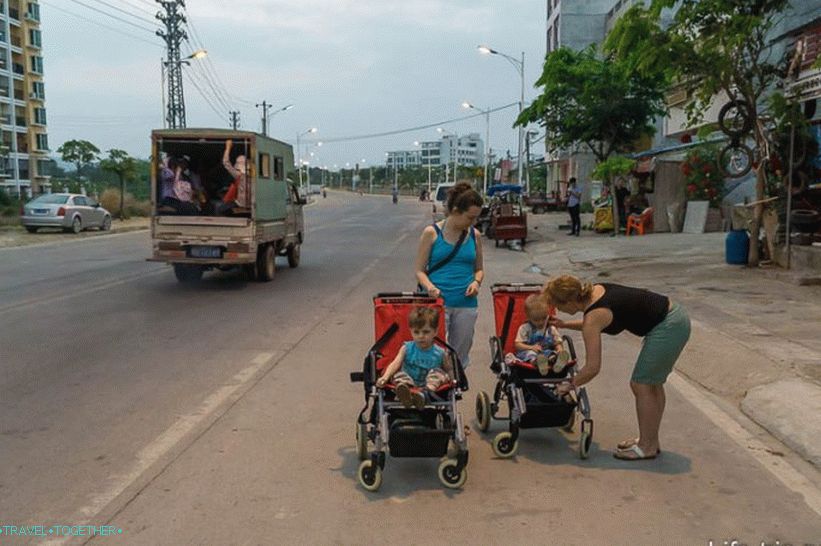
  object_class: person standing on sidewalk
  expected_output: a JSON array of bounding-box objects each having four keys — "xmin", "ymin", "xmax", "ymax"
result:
[
  {"xmin": 415, "ymin": 183, "xmax": 484, "ymax": 368},
  {"xmin": 566, "ymin": 178, "xmax": 582, "ymax": 236},
  {"xmin": 543, "ymin": 275, "xmax": 691, "ymax": 460}
]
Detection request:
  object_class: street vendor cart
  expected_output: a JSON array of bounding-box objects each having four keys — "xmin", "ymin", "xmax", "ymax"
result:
[{"xmin": 485, "ymin": 184, "xmax": 528, "ymax": 247}]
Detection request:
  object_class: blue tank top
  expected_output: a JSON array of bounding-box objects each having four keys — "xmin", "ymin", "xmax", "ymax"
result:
[
  {"xmin": 428, "ymin": 223, "xmax": 478, "ymax": 309},
  {"xmin": 403, "ymin": 341, "xmax": 445, "ymax": 385}
]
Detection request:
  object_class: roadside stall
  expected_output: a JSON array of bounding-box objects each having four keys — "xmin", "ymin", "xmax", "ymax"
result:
[{"xmin": 484, "ymin": 184, "xmax": 528, "ymax": 247}]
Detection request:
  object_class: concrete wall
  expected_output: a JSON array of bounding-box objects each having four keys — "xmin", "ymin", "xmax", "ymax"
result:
[{"xmin": 648, "ymin": 159, "xmax": 687, "ymax": 232}]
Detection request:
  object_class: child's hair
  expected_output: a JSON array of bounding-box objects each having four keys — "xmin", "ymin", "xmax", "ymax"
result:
[
  {"xmin": 409, "ymin": 306, "xmax": 439, "ymax": 330},
  {"xmin": 524, "ymin": 294, "xmax": 548, "ymax": 322},
  {"xmin": 446, "ymin": 182, "xmax": 483, "ymax": 213},
  {"xmin": 543, "ymin": 275, "xmax": 593, "ymax": 306}
]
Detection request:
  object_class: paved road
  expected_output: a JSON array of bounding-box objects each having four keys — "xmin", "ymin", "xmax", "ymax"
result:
[{"xmin": 1, "ymin": 193, "xmax": 819, "ymax": 545}]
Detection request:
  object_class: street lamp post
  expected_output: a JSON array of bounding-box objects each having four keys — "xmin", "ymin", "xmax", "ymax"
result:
[
  {"xmin": 161, "ymin": 49, "xmax": 207, "ymax": 129},
  {"xmin": 256, "ymin": 103, "xmax": 293, "ymax": 136},
  {"xmin": 478, "ymin": 45, "xmax": 525, "ymax": 192},
  {"xmin": 296, "ymin": 127, "xmax": 317, "ymax": 196},
  {"xmin": 462, "ymin": 102, "xmax": 491, "ymax": 195}
]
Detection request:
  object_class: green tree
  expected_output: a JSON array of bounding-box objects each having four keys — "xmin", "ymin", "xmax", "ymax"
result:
[
  {"xmin": 605, "ymin": 0, "xmax": 791, "ymax": 265},
  {"xmin": 56, "ymin": 139, "xmax": 100, "ymax": 179},
  {"xmin": 100, "ymin": 149, "xmax": 138, "ymax": 220},
  {"xmin": 516, "ymin": 45, "xmax": 666, "ymax": 163}
]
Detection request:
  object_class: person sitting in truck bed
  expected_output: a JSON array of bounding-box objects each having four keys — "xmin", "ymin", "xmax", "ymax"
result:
[
  {"xmin": 158, "ymin": 155, "xmax": 202, "ymax": 216},
  {"xmin": 219, "ymin": 139, "xmax": 249, "ymax": 215}
]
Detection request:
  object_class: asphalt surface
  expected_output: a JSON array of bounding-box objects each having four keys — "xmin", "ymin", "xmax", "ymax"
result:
[{"xmin": 1, "ymin": 192, "xmax": 820, "ymax": 545}]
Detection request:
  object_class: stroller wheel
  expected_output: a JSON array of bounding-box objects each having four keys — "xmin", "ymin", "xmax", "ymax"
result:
[
  {"xmin": 355, "ymin": 422, "xmax": 368, "ymax": 461},
  {"xmin": 492, "ymin": 431, "xmax": 518, "ymax": 458},
  {"xmin": 475, "ymin": 391, "xmax": 491, "ymax": 432},
  {"xmin": 579, "ymin": 420, "xmax": 593, "ymax": 459},
  {"xmin": 358, "ymin": 460, "xmax": 383, "ymax": 492},
  {"xmin": 438, "ymin": 459, "xmax": 468, "ymax": 489}
]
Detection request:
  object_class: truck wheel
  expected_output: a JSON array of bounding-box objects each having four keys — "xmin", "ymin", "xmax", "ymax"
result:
[
  {"xmin": 173, "ymin": 264, "xmax": 203, "ymax": 283},
  {"xmin": 287, "ymin": 244, "xmax": 301, "ymax": 268},
  {"xmin": 257, "ymin": 244, "xmax": 276, "ymax": 282}
]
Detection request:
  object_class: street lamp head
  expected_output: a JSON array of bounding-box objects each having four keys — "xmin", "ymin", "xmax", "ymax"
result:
[
  {"xmin": 187, "ymin": 49, "xmax": 207, "ymax": 60},
  {"xmin": 436, "ymin": 127, "xmax": 444, "ymax": 133},
  {"xmin": 316, "ymin": 141, "xmax": 323, "ymax": 146},
  {"xmin": 413, "ymin": 141, "xmax": 420, "ymax": 146},
  {"xmin": 462, "ymin": 101, "xmax": 474, "ymax": 110},
  {"xmin": 309, "ymin": 127, "xmax": 318, "ymax": 134},
  {"xmin": 281, "ymin": 104, "xmax": 294, "ymax": 111},
  {"xmin": 477, "ymin": 45, "xmax": 495, "ymax": 55}
]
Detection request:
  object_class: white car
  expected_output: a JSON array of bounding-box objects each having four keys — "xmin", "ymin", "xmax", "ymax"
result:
[{"xmin": 21, "ymin": 193, "xmax": 112, "ymax": 234}]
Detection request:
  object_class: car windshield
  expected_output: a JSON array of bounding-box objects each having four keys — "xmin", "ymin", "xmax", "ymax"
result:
[{"xmin": 30, "ymin": 194, "xmax": 69, "ymax": 205}]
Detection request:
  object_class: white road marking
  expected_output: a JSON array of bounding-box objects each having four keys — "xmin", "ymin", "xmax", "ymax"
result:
[
  {"xmin": 41, "ymin": 351, "xmax": 280, "ymax": 546},
  {"xmin": 669, "ymin": 372, "xmax": 821, "ymax": 517},
  {"xmin": 0, "ymin": 268, "xmax": 167, "ymax": 315}
]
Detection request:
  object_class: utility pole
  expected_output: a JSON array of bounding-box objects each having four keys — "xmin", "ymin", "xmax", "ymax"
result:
[
  {"xmin": 256, "ymin": 101, "xmax": 270, "ymax": 136},
  {"xmin": 156, "ymin": 0, "xmax": 188, "ymax": 129},
  {"xmin": 229, "ymin": 111, "xmax": 240, "ymax": 130}
]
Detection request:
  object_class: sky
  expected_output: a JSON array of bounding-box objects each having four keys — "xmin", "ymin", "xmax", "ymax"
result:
[{"xmin": 41, "ymin": 0, "xmax": 548, "ymax": 168}]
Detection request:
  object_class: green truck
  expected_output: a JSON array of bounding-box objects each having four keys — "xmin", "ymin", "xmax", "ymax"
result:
[{"xmin": 148, "ymin": 128, "xmax": 305, "ymax": 283}]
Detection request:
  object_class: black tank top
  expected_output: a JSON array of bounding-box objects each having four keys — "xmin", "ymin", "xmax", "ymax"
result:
[{"xmin": 584, "ymin": 283, "xmax": 669, "ymax": 337}]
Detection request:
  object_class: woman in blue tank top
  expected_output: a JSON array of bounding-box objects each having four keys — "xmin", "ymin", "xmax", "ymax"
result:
[
  {"xmin": 415, "ymin": 183, "xmax": 484, "ymax": 368},
  {"xmin": 543, "ymin": 274, "xmax": 690, "ymax": 461}
]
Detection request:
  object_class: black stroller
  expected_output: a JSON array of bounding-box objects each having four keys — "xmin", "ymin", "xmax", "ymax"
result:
[
  {"xmin": 350, "ymin": 293, "xmax": 469, "ymax": 491},
  {"xmin": 475, "ymin": 283, "xmax": 593, "ymax": 459}
]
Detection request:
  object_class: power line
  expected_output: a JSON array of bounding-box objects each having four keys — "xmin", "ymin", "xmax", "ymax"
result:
[
  {"xmin": 42, "ymin": 1, "xmax": 162, "ymax": 48},
  {"xmin": 110, "ymin": 0, "xmax": 156, "ymax": 17},
  {"xmin": 313, "ymin": 102, "xmax": 519, "ymax": 143},
  {"xmin": 183, "ymin": 70, "xmax": 227, "ymax": 120},
  {"xmin": 84, "ymin": 0, "xmax": 158, "ymax": 26},
  {"xmin": 187, "ymin": 62, "xmax": 231, "ymax": 112},
  {"xmin": 65, "ymin": 0, "xmax": 159, "ymax": 33}
]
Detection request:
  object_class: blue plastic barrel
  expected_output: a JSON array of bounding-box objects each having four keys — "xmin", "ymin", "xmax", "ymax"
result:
[{"xmin": 725, "ymin": 229, "xmax": 749, "ymax": 265}]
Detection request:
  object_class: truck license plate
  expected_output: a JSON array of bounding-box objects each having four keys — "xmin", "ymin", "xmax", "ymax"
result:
[{"xmin": 188, "ymin": 245, "xmax": 222, "ymax": 259}]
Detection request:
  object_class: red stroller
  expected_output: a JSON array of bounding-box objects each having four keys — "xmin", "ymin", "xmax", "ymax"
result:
[
  {"xmin": 350, "ymin": 293, "xmax": 469, "ymax": 491},
  {"xmin": 475, "ymin": 283, "xmax": 593, "ymax": 459}
]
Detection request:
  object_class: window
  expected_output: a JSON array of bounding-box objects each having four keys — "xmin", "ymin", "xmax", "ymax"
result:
[
  {"xmin": 27, "ymin": 3, "xmax": 40, "ymax": 22},
  {"xmin": 30, "ymin": 56, "xmax": 43, "ymax": 74},
  {"xmin": 34, "ymin": 107, "xmax": 46, "ymax": 125},
  {"xmin": 273, "ymin": 156, "xmax": 284, "ymax": 180},
  {"xmin": 28, "ymin": 29, "xmax": 41, "ymax": 48},
  {"xmin": 86, "ymin": 197, "xmax": 98, "ymax": 207},
  {"xmin": 35, "ymin": 133, "xmax": 48, "ymax": 151},
  {"xmin": 73, "ymin": 196, "xmax": 87, "ymax": 206},
  {"xmin": 258, "ymin": 152, "xmax": 271, "ymax": 178},
  {"xmin": 31, "ymin": 81, "xmax": 44, "ymax": 99}
]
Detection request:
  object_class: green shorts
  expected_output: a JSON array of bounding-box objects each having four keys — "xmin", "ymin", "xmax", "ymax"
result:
[{"xmin": 632, "ymin": 303, "xmax": 691, "ymax": 385}]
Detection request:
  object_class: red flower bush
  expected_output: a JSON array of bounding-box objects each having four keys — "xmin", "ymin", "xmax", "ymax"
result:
[{"xmin": 680, "ymin": 146, "xmax": 725, "ymax": 208}]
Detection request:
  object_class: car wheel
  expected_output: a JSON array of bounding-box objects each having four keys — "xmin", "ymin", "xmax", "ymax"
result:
[
  {"xmin": 71, "ymin": 216, "xmax": 82, "ymax": 234},
  {"xmin": 101, "ymin": 216, "xmax": 112, "ymax": 231}
]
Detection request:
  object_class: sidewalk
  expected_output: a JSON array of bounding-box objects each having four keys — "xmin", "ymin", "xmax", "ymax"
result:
[
  {"xmin": 0, "ymin": 217, "xmax": 150, "ymax": 249},
  {"xmin": 522, "ymin": 211, "xmax": 821, "ymax": 468}
]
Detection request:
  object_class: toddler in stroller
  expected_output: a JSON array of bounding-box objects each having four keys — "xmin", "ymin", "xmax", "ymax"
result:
[
  {"xmin": 350, "ymin": 293, "xmax": 469, "ymax": 492},
  {"xmin": 514, "ymin": 294, "xmax": 570, "ymax": 376},
  {"xmin": 476, "ymin": 283, "xmax": 593, "ymax": 459}
]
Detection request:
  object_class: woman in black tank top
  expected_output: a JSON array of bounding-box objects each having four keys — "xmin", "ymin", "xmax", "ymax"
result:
[{"xmin": 542, "ymin": 275, "xmax": 691, "ymax": 461}]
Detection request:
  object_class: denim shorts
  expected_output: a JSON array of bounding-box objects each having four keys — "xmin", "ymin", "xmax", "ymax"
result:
[{"xmin": 632, "ymin": 304, "xmax": 691, "ymax": 384}]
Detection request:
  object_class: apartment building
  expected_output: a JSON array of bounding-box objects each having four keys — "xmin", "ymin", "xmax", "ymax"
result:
[
  {"xmin": 409, "ymin": 133, "xmax": 485, "ymax": 169},
  {"xmin": 1, "ymin": 0, "xmax": 48, "ymax": 197}
]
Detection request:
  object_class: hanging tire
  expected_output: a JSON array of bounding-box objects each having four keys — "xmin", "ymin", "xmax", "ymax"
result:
[
  {"xmin": 257, "ymin": 244, "xmax": 275, "ymax": 282},
  {"xmin": 492, "ymin": 431, "xmax": 518, "ymax": 458},
  {"xmin": 437, "ymin": 459, "xmax": 467, "ymax": 489},
  {"xmin": 357, "ymin": 459, "xmax": 383, "ymax": 492},
  {"xmin": 475, "ymin": 391, "xmax": 491, "ymax": 432},
  {"xmin": 286, "ymin": 244, "xmax": 301, "ymax": 268},
  {"xmin": 718, "ymin": 99, "xmax": 753, "ymax": 138},
  {"xmin": 355, "ymin": 422, "xmax": 368, "ymax": 461},
  {"xmin": 173, "ymin": 264, "xmax": 203, "ymax": 283},
  {"xmin": 719, "ymin": 142, "xmax": 754, "ymax": 178}
]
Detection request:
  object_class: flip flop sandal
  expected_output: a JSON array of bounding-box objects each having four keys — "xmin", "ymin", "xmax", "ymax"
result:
[
  {"xmin": 617, "ymin": 438, "xmax": 662, "ymax": 453},
  {"xmin": 613, "ymin": 444, "xmax": 659, "ymax": 461}
]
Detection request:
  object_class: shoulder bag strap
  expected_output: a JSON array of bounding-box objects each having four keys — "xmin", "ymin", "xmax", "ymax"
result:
[{"xmin": 426, "ymin": 228, "xmax": 468, "ymax": 276}]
